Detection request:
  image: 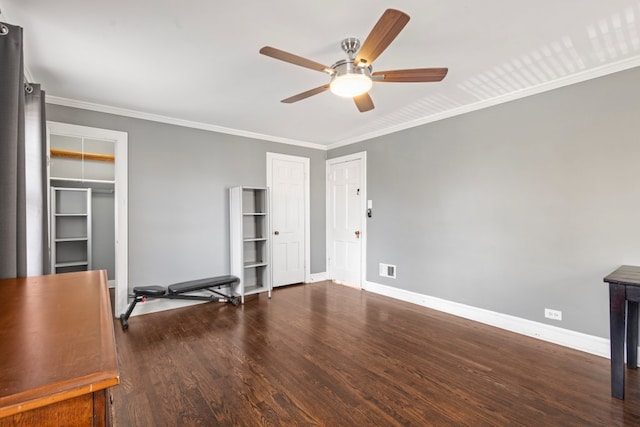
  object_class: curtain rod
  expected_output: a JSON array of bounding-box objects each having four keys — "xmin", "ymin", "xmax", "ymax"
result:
[
  {"xmin": 0, "ymin": 11, "xmax": 34, "ymax": 87},
  {"xmin": 0, "ymin": 9, "xmax": 8, "ymax": 36}
]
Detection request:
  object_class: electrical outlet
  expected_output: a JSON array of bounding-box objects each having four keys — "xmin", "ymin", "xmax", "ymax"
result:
[
  {"xmin": 544, "ymin": 308, "xmax": 562, "ymax": 321},
  {"xmin": 379, "ymin": 263, "xmax": 396, "ymax": 278}
]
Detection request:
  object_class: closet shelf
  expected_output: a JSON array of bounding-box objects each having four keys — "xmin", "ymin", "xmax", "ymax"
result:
[
  {"xmin": 244, "ymin": 261, "xmax": 267, "ymax": 268},
  {"xmin": 55, "ymin": 237, "xmax": 88, "ymax": 242},
  {"xmin": 50, "ymin": 176, "xmax": 115, "ymax": 185},
  {"xmin": 244, "ymin": 284, "xmax": 269, "ymax": 295},
  {"xmin": 243, "ymin": 237, "xmax": 267, "ymax": 242},
  {"xmin": 54, "ymin": 261, "xmax": 89, "ymax": 268}
]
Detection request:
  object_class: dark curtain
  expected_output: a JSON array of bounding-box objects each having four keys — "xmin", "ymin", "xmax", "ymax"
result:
[{"xmin": 0, "ymin": 22, "xmax": 48, "ymax": 279}]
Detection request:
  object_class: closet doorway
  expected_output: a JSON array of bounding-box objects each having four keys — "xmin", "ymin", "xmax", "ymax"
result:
[{"xmin": 47, "ymin": 122, "xmax": 128, "ymax": 317}]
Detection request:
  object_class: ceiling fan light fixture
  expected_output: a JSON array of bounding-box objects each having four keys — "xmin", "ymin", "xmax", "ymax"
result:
[
  {"xmin": 330, "ymin": 60, "xmax": 372, "ymax": 98},
  {"xmin": 330, "ymin": 74, "xmax": 372, "ymax": 98}
]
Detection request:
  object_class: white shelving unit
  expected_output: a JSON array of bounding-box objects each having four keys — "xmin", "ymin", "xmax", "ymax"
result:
[
  {"xmin": 51, "ymin": 187, "xmax": 92, "ymax": 274},
  {"xmin": 229, "ymin": 186, "xmax": 271, "ymax": 303}
]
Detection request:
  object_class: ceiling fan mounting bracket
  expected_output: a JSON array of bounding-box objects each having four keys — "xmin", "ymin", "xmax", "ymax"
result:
[{"xmin": 340, "ymin": 37, "xmax": 361, "ymax": 60}]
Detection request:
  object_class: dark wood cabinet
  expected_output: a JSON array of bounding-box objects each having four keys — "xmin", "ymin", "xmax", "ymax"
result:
[{"xmin": 0, "ymin": 270, "xmax": 119, "ymax": 425}]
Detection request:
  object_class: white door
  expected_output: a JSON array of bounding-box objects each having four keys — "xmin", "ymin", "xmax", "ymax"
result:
[
  {"xmin": 268, "ymin": 153, "xmax": 309, "ymax": 287},
  {"xmin": 327, "ymin": 153, "xmax": 366, "ymax": 287}
]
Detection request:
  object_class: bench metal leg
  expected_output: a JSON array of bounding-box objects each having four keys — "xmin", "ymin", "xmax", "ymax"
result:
[{"xmin": 120, "ymin": 296, "xmax": 143, "ymax": 330}]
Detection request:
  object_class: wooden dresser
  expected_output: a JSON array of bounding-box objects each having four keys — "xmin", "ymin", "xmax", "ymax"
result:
[{"xmin": 0, "ymin": 270, "xmax": 119, "ymax": 426}]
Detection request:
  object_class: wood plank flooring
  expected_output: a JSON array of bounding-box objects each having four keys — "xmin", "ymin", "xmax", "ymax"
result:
[{"xmin": 111, "ymin": 281, "xmax": 640, "ymax": 426}]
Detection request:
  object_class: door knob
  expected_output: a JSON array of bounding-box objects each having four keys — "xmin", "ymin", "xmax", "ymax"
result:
[
  {"xmin": 274, "ymin": 230, "xmax": 279, "ymax": 235},
  {"xmin": 355, "ymin": 230, "xmax": 360, "ymax": 238}
]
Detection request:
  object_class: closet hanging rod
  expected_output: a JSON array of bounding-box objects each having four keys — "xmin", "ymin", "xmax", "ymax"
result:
[{"xmin": 50, "ymin": 148, "xmax": 115, "ymax": 163}]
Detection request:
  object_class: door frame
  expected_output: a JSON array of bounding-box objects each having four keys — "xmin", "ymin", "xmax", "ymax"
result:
[
  {"xmin": 266, "ymin": 152, "xmax": 311, "ymax": 284},
  {"xmin": 326, "ymin": 151, "xmax": 367, "ymax": 288},
  {"xmin": 47, "ymin": 121, "xmax": 128, "ymax": 317}
]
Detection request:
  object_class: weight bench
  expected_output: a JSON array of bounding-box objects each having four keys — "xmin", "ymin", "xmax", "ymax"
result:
[{"xmin": 120, "ymin": 275, "xmax": 240, "ymax": 329}]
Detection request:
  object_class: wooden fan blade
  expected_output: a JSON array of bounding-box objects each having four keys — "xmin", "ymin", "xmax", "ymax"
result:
[
  {"xmin": 354, "ymin": 9, "xmax": 410, "ymax": 67},
  {"xmin": 260, "ymin": 46, "xmax": 333, "ymax": 74},
  {"xmin": 354, "ymin": 93, "xmax": 375, "ymax": 112},
  {"xmin": 372, "ymin": 68, "xmax": 448, "ymax": 82},
  {"xmin": 281, "ymin": 84, "xmax": 330, "ymax": 103}
]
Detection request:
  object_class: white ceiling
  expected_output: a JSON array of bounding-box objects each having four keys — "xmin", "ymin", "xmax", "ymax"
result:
[{"xmin": 3, "ymin": 1, "xmax": 640, "ymax": 149}]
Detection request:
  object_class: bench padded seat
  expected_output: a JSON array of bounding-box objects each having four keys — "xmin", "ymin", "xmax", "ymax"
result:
[
  {"xmin": 167, "ymin": 275, "xmax": 239, "ymax": 294},
  {"xmin": 132, "ymin": 285, "xmax": 167, "ymax": 297}
]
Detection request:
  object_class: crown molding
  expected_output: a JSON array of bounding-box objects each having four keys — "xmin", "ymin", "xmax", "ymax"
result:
[
  {"xmin": 46, "ymin": 55, "xmax": 640, "ymax": 152},
  {"xmin": 45, "ymin": 96, "xmax": 328, "ymax": 151},
  {"xmin": 327, "ymin": 56, "xmax": 640, "ymax": 150}
]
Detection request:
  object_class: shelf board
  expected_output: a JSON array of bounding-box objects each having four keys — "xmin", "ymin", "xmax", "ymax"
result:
[
  {"xmin": 55, "ymin": 261, "xmax": 89, "ymax": 267},
  {"xmin": 55, "ymin": 237, "xmax": 88, "ymax": 242},
  {"xmin": 243, "ymin": 237, "xmax": 267, "ymax": 242},
  {"xmin": 244, "ymin": 285, "xmax": 269, "ymax": 295},
  {"xmin": 50, "ymin": 176, "xmax": 115, "ymax": 184},
  {"xmin": 243, "ymin": 212, "xmax": 267, "ymax": 216},
  {"xmin": 244, "ymin": 261, "xmax": 267, "ymax": 268},
  {"xmin": 55, "ymin": 213, "xmax": 88, "ymax": 217}
]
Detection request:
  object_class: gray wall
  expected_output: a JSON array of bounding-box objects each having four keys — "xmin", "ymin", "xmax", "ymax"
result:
[
  {"xmin": 47, "ymin": 66, "xmax": 640, "ymax": 340},
  {"xmin": 46, "ymin": 104, "xmax": 326, "ymax": 287},
  {"xmin": 91, "ymin": 191, "xmax": 115, "ymax": 280},
  {"xmin": 329, "ymin": 67, "xmax": 640, "ymax": 339}
]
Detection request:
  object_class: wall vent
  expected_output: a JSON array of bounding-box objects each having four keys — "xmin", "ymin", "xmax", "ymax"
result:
[{"xmin": 379, "ymin": 263, "xmax": 396, "ymax": 279}]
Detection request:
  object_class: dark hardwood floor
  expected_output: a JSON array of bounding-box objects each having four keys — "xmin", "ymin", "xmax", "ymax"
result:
[{"xmin": 111, "ymin": 281, "xmax": 640, "ymax": 426}]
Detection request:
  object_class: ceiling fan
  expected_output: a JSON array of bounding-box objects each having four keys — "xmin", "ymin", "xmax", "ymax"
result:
[{"xmin": 259, "ymin": 8, "xmax": 448, "ymax": 113}]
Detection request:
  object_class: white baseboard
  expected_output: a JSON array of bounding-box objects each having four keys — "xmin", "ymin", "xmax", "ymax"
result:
[
  {"xmin": 364, "ymin": 280, "xmax": 611, "ymax": 359},
  {"xmin": 308, "ymin": 272, "xmax": 328, "ymax": 282}
]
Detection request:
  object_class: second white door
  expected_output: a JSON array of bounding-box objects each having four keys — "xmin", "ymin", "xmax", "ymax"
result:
[
  {"xmin": 268, "ymin": 153, "xmax": 308, "ymax": 287},
  {"xmin": 327, "ymin": 154, "xmax": 365, "ymax": 287}
]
